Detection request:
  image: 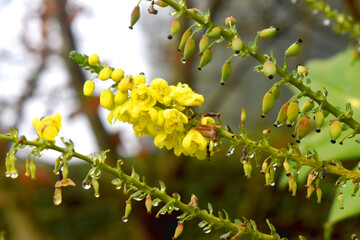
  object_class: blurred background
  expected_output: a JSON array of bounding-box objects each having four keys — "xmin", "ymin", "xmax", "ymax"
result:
[{"xmin": 0, "ymin": 0, "xmax": 359, "ymax": 239}]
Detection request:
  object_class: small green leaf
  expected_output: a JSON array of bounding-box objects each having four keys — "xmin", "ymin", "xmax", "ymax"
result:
[
  {"xmin": 208, "ymin": 203, "xmax": 213, "ymax": 214},
  {"xmin": 159, "ymin": 181, "xmax": 166, "ymax": 192}
]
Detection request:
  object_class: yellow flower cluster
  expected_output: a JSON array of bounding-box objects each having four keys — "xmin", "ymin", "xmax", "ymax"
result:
[
  {"xmin": 32, "ymin": 113, "xmax": 62, "ymax": 141},
  {"xmin": 84, "ymin": 57, "xmax": 209, "ymax": 159}
]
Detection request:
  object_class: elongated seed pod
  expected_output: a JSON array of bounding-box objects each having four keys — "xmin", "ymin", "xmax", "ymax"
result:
[
  {"xmin": 243, "ymin": 161, "xmax": 252, "ymax": 178},
  {"xmin": 232, "ymin": 37, "xmax": 243, "ymax": 54},
  {"xmin": 241, "ymin": 108, "xmax": 246, "ymax": 124},
  {"xmin": 183, "ymin": 37, "xmax": 195, "ymax": 61},
  {"xmin": 287, "ymin": 101, "xmax": 299, "ymax": 127},
  {"xmin": 206, "ymin": 26, "xmax": 222, "ymax": 38},
  {"xmin": 271, "ymin": 85, "xmax": 281, "ymax": 100},
  {"xmin": 198, "ymin": 48, "xmax": 212, "ymax": 70},
  {"xmin": 285, "ymin": 39, "xmax": 302, "ymax": 57},
  {"xmin": 314, "ymin": 110, "xmax": 325, "ymax": 132},
  {"xmin": 220, "ymin": 61, "xmax": 231, "ymax": 85},
  {"xmin": 263, "ymin": 61, "xmax": 277, "ymax": 79},
  {"xmin": 261, "ymin": 92, "xmax": 275, "ymax": 118},
  {"xmin": 168, "ymin": 19, "xmax": 180, "ymax": 39},
  {"xmin": 330, "ymin": 120, "xmax": 343, "ymax": 144},
  {"xmin": 178, "ymin": 29, "xmax": 191, "ymax": 51},
  {"xmin": 300, "ymin": 100, "xmax": 314, "ymax": 113},
  {"xmin": 198, "ymin": 35, "xmax": 209, "ymax": 55},
  {"xmin": 258, "ymin": 26, "xmax": 279, "ymax": 39},
  {"xmin": 274, "ymin": 103, "xmax": 288, "ymax": 127},
  {"xmin": 295, "ymin": 115, "xmax": 311, "ymax": 143},
  {"xmin": 129, "ymin": 6, "xmax": 140, "ymax": 29}
]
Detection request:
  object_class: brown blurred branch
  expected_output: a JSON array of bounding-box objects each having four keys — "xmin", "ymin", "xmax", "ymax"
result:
[{"xmin": 344, "ymin": 0, "xmax": 360, "ymax": 21}]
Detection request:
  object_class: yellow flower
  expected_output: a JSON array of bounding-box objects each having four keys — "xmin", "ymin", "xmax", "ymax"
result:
[
  {"xmin": 163, "ymin": 108, "xmax": 188, "ymax": 134},
  {"xmin": 149, "ymin": 78, "xmax": 172, "ymax": 105},
  {"xmin": 83, "ymin": 80, "xmax": 95, "ymax": 96},
  {"xmin": 100, "ymin": 90, "xmax": 115, "ymax": 110},
  {"xmin": 132, "ymin": 115, "xmax": 158, "ymax": 137},
  {"xmin": 182, "ymin": 128, "xmax": 208, "ymax": 159},
  {"xmin": 172, "ymin": 83, "xmax": 204, "ymax": 106},
  {"xmin": 118, "ymin": 77, "xmax": 133, "ymax": 91},
  {"xmin": 114, "ymin": 90, "xmax": 128, "ymax": 105},
  {"xmin": 32, "ymin": 113, "xmax": 62, "ymax": 141},
  {"xmin": 154, "ymin": 130, "xmax": 186, "ymax": 156},
  {"xmin": 111, "ymin": 69, "xmax": 125, "ymax": 82},
  {"xmin": 88, "ymin": 54, "xmax": 100, "ymax": 66},
  {"xmin": 129, "ymin": 84, "xmax": 156, "ymax": 107},
  {"xmin": 99, "ymin": 66, "xmax": 112, "ymax": 80},
  {"xmin": 133, "ymin": 74, "xmax": 146, "ymax": 85},
  {"xmin": 113, "ymin": 100, "xmax": 133, "ymax": 123}
]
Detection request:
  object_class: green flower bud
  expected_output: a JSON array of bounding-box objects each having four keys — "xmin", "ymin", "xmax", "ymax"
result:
[
  {"xmin": 92, "ymin": 178, "xmax": 100, "ymax": 198},
  {"xmin": 53, "ymin": 157, "xmax": 61, "ymax": 174},
  {"xmin": 123, "ymin": 201, "xmax": 132, "ymax": 222},
  {"xmin": 271, "ymin": 85, "xmax": 281, "ymax": 100},
  {"xmin": 330, "ymin": 120, "xmax": 343, "ymax": 144},
  {"xmin": 53, "ymin": 187, "xmax": 62, "ymax": 205},
  {"xmin": 286, "ymin": 101, "xmax": 299, "ymax": 127},
  {"xmin": 231, "ymin": 37, "xmax": 243, "ymax": 54},
  {"xmin": 306, "ymin": 172, "xmax": 316, "ymax": 188},
  {"xmin": 316, "ymin": 186, "xmax": 322, "ymax": 203},
  {"xmin": 295, "ymin": 115, "xmax": 311, "ymax": 143},
  {"xmin": 198, "ymin": 48, "xmax": 212, "ymax": 70},
  {"xmin": 178, "ymin": 29, "xmax": 191, "ymax": 51},
  {"xmin": 261, "ymin": 92, "xmax": 275, "ymax": 118},
  {"xmin": 285, "ymin": 39, "xmax": 302, "ymax": 57},
  {"xmin": 297, "ymin": 65, "xmax": 308, "ymax": 76},
  {"xmin": 88, "ymin": 54, "xmax": 100, "ymax": 66},
  {"xmin": 155, "ymin": 0, "xmax": 168, "ymax": 7},
  {"xmin": 288, "ymin": 174, "xmax": 294, "ymax": 192},
  {"xmin": 206, "ymin": 26, "xmax": 222, "ymax": 38},
  {"xmin": 263, "ymin": 61, "xmax": 277, "ymax": 79},
  {"xmin": 337, "ymin": 192, "xmax": 344, "ymax": 209},
  {"xmin": 168, "ymin": 19, "xmax": 180, "ymax": 39},
  {"xmin": 182, "ymin": 37, "xmax": 195, "ymax": 62},
  {"xmin": 352, "ymin": 181, "xmax": 359, "ymax": 197},
  {"xmin": 30, "ymin": 160, "xmax": 36, "ymax": 180},
  {"xmin": 306, "ymin": 184, "xmax": 314, "ymax": 199},
  {"xmin": 265, "ymin": 171, "xmax": 271, "ymax": 186},
  {"xmin": 172, "ymin": 222, "xmax": 184, "ymax": 239},
  {"xmin": 241, "ymin": 108, "xmax": 246, "ymax": 124},
  {"xmin": 270, "ymin": 166, "xmax": 275, "ymax": 185},
  {"xmin": 5, "ymin": 155, "xmax": 11, "ymax": 176},
  {"xmin": 258, "ymin": 26, "xmax": 279, "ymax": 39},
  {"xmin": 225, "ymin": 16, "xmax": 237, "ymax": 27},
  {"xmin": 129, "ymin": 6, "xmax": 140, "ymax": 29},
  {"xmin": 292, "ymin": 180, "xmax": 298, "ymax": 196},
  {"xmin": 243, "ymin": 161, "xmax": 252, "ymax": 178},
  {"xmin": 300, "ymin": 99, "xmax": 314, "ymax": 113},
  {"xmin": 145, "ymin": 195, "xmax": 152, "ymax": 214},
  {"xmin": 83, "ymin": 80, "xmax": 95, "ymax": 97},
  {"xmin": 314, "ymin": 110, "xmax": 325, "ymax": 132},
  {"xmin": 283, "ymin": 160, "xmax": 290, "ymax": 176},
  {"xmin": 25, "ymin": 158, "xmax": 31, "ymax": 177},
  {"xmin": 260, "ymin": 160, "xmax": 268, "ymax": 174},
  {"xmin": 198, "ymin": 35, "xmax": 209, "ymax": 55},
  {"xmin": 220, "ymin": 61, "xmax": 232, "ymax": 85}
]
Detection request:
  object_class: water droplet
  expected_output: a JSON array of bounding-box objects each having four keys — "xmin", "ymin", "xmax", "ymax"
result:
[
  {"xmin": 270, "ymin": 182, "xmax": 276, "ymax": 187},
  {"xmin": 203, "ymin": 225, "xmax": 212, "ymax": 234},
  {"xmin": 312, "ymin": 9, "xmax": 319, "ymax": 15},
  {"xmin": 169, "ymin": 11, "xmax": 177, "ymax": 16},
  {"xmin": 248, "ymin": 153, "xmax": 255, "ymax": 158},
  {"xmin": 94, "ymin": 193, "xmax": 100, "ymax": 198},
  {"xmin": 173, "ymin": 206, "xmax": 179, "ymax": 211},
  {"xmin": 10, "ymin": 172, "xmax": 18, "ymax": 179},
  {"xmin": 118, "ymin": 159, "xmax": 124, "ymax": 165},
  {"xmin": 89, "ymin": 169, "xmax": 101, "ymax": 179},
  {"xmin": 295, "ymin": 169, "xmax": 301, "ymax": 174},
  {"xmin": 116, "ymin": 185, "xmax": 122, "ymax": 190},
  {"xmin": 152, "ymin": 198, "xmax": 161, "ymax": 206},
  {"xmin": 82, "ymin": 179, "xmax": 91, "ymax": 189},
  {"xmin": 181, "ymin": 59, "xmax": 186, "ymax": 64},
  {"xmin": 160, "ymin": 210, "xmax": 167, "ymax": 215},
  {"xmin": 272, "ymin": 163, "xmax": 278, "ymax": 167},
  {"xmin": 166, "ymin": 205, "xmax": 173, "ymax": 211},
  {"xmin": 226, "ymin": 148, "xmax": 235, "ymax": 157},
  {"xmin": 323, "ymin": 19, "xmax": 331, "ymax": 26},
  {"xmin": 340, "ymin": 182, "xmax": 347, "ymax": 188},
  {"xmin": 198, "ymin": 220, "xmax": 207, "ymax": 228},
  {"xmin": 352, "ymin": 194, "xmax": 356, "ymax": 198},
  {"xmin": 133, "ymin": 193, "xmax": 145, "ymax": 201},
  {"xmin": 122, "ymin": 217, "xmax": 128, "ymax": 222},
  {"xmin": 5, "ymin": 172, "xmax": 10, "ymax": 178}
]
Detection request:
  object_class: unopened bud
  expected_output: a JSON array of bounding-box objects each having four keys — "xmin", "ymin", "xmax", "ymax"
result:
[
  {"xmin": 270, "ymin": 167, "xmax": 275, "ymax": 185},
  {"xmin": 92, "ymin": 178, "xmax": 100, "ymax": 198},
  {"xmin": 99, "ymin": 66, "xmax": 113, "ymax": 81},
  {"xmin": 292, "ymin": 179, "xmax": 298, "ymax": 196},
  {"xmin": 118, "ymin": 77, "xmax": 133, "ymax": 92},
  {"xmin": 225, "ymin": 16, "xmax": 237, "ymax": 27},
  {"xmin": 288, "ymin": 174, "xmax": 294, "ymax": 192},
  {"xmin": 199, "ymin": 35, "xmax": 209, "ymax": 55},
  {"xmin": 297, "ymin": 65, "xmax": 308, "ymax": 76},
  {"xmin": 5, "ymin": 155, "xmax": 11, "ymax": 176},
  {"xmin": 178, "ymin": 29, "xmax": 191, "ymax": 51},
  {"xmin": 133, "ymin": 73, "xmax": 146, "ymax": 85},
  {"xmin": 274, "ymin": 103, "xmax": 289, "ymax": 127},
  {"xmin": 306, "ymin": 172, "xmax": 316, "ymax": 188},
  {"xmin": 168, "ymin": 19, "xmax": 180, "ymax": 39},
  {"xmin": 306, "ymin": 184, "xmax": 314, "ymax": 199},
  {"xmin": 182, "ymin": 37, "xmax": 195, "ymax": 61},
  {"xmin": 265, "ymin": 171, "xmax": 271, "ymax": 186},
  {"xmin": 30, "ymin": 161, "xmax": 36, "ymax": 180},
  {"xmin": 352, "ymin": 181, "xmax": 359, "ymax": 197},
  {"xmin": 145, "ymin": 195, "xmax": 152, "ymax": 214},
  {"xmin": 330, "ymin": 120, "xmax": 343, "ymax": 144},
  {"xmin": 198, "ymin": 48, "xmax": 212, "ymax": 70},
  {"xmin": 231, "ymin": 37, "xmax": 243, "ymax": 54},
  {"xmin": 111, "ymin": 69, "xmax": 125, "ymax": 82},
  {"xmin": 115, "ymin": 90, "xmax": 128, "ymax": 105},
  {"xmin": 260, "ymin": 160, "xmax": 268, "ymax": 174},
  {"xmin": 243, "ymin": 161, "xmax": 252, "ymax": 178},
  {"xmin": 283, "ymin": 160, "xmax": 290, "ymax": 176},
  {"xmin": 88, "ymin": 54, "xmax": 100, "ymax": 66},
  {"xmin": 285, "ymin": 38, "xmax": 302, "ymax": 57},
  {"xmin": 53, "ymin": 187, "xmax": 62, "ymax": 205},
  {"xmin": 129, "ymin": 6, "xmax": 140, "ymax": 29},
  {"xmin": 123, "ymin": 201, "xmax": 132, "ymax": 221},
  {"xmin": 316, "ymin": 186, "xmax": 322, "ymax": 203},
  {"xmin": 300, "ymin": 100, "xmax": 314, "ymax": 113},
  {"xmin": 263, "ymin": 61, "xmax": 277, "ymax": 79},
  {"xmin": 314, "ymin": 110, "xmax": 325, "ymax": 133},
  {"xmin": 337, "ymin": 192, "xmax": 344, "ymax": 209},
  {"xmin": 271, "ymin": 85, "xmax": 281, "ymax": 100},
  {"xmin": 258, "ymin": 26, "xmax": 279, "ymax": 39},
  {"xmin": 220, "ymin": 61, "xmax": 232, "ymax": 85},
  {"xmin": 286, "ymin": 101, "xmax": 299, "ymax": 127},
  {"xmin": 83, "ymin": 80, "xmax": 95, "ymax": 97},
  {"xmin": 206, "ymin": 26, "xmax": 222, "ymax": 38},
  {"xmin": 155, "ymin": 0, "xmax": 168, "ymax": 7},
  {"xmin": 295, "ymin": 115, "xmax": 311, "ymax": 143},
  {"xmin": 241, "ymin": 108, "xmax": 246, "ymax": 124},
  {"xmin": 172, "ymin": 222, "xmax": 184, "ymax": 239},
  {"xmin": 25, "ymin": 158, "xmax": 31, "ymax": 177},
  {"xmin": 100, "ymin": 90, "xmax": 115, "ymax": 110},
  {"xmin": 261, "ymin": 92, "xmax": 275, "ymax": 118}
]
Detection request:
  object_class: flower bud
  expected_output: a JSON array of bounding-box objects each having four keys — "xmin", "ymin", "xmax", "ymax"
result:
[
  {"xmin": 314, "ymin": 110, "xmax": 325, "ymax": 132},
  {"xmin": 231, "ymin": 37, "xmax": 243, "ymax": 54},
  {"xmin": 297, "ymin": 65, "xmax": 308, "ymax": 76},
  {"xmin": 100, "ymin": 90, "xmax": 115, "ymax": 110},
  {"xmin": 292, "ymin": 179, "xmax": 298, "ymax": 196},
  {"xmin": 305, "ymin": 172, "xmax": 316, "ymax": 188},
  {"xmin": 182, "ymin": 37, "xmax": 195, "ymax": 61},
  {"xmin": 118, "ymin": 77, "xmax": 133, "ymax": 91},
  {"xmin": 123, "ymin": 201, "xmax": 132, "ymax": 222},
  {"xmin": 306, "ymin": 184, "xmax": 314, "ymax": 199},
  {"xmin": 145, "ymin": 195, "xmax": 152, "ymax": 214},
  {"xmin": 270, "ymin": 167, "xmax": 275, "ymax": 185},
  {"xmin": 225, "ymin": 16, "xmax": 236, "ymax": 27},
  {"xmin": 258, "ymin": 26, "xmax": 279, "ymax": 39},
  {"xmin": 274, "ymin": 103, "xmax": 288, "ymax": 127},
  {"xmin": 83, "ymin": 80, "xmax": 95, "ymax": 97},
  {"xmin": 300, "ymin": 99, "xmax": 314, "ymax": 113},
  {"xmin": 88, "ymin": 54, "xmax": 100, "ymax": 66},
  {"xmin": 243, "ymin": 161, "xmax": 252, "ymax": 178},
  {"xmin": 288, "ymin": 174, "xmax": 294, "ymax": 192},
  {"xmin": 295, "ymin": 115, "xmax": 311, "ymax": 143},
  {"xmin": 99, "ymin": 66, "xmax": 113, "ymax": 81},
  {"xmin": 53, "ymin": 187, "xmax": 62, "ymax": 205},
  {"xmin": 265, "ymin": 171, "xmax": 271, "ymax": 186},
  {"xmin": 111, "ymin": 69, "xmax": 125, "ymax": 82},
  {"xmin": 260, "ymin": 159, "xmax": 268, "ymax": 174},
  {"xmin": 263, "ymin": 61, "xmax": 277, "ymax": 79},
  {"xmin": 172, "ymin": 222, "xmax": 184, "ymax": 239},
  {"xmin": 92, "ymin": 178, "xmax": 100, "ymax": 198},
  {"xmin": 283, "ymin": 160, "xmax": 290, "ymax": 176},
  {"xmin": 206, "ymin": 26, "xmax": 222, "ymax": 38},
  {"xmin": 198, "ymin": 48, "xmax": 212, "ymax": 70},
  {"xmin": 271, "ymin": 85, "xmax": 280, "ymax": 100},
  {"xmin": 220, "ymin": 61, "xmax": 231, "ymax": 85},
  {"xmin": 337, "ymin": 192, "xmax": 344, "ymax": 209},
  {"xmin": 241, "ymin": 108, "xmax": 246, "ymax": 124},
  {"xmin": 178, "ymin": 29, "xmax": 191, "ymax": 51},
  {"xmin": 25, "ymin": 158, "xmax": 31, "ymax": 177},
  {"xmin": 30, "ymin": 160, "xmax": 36, "ymax": 180},
  {"xmin": 168, "ymin": 19, "xmax": 180, "ymax": 39},
  {"xmin": 261, "ymin": 92, "xmax": 275, "ymax": 118},
  {"xmin": 115, "ymin": 90, "xmax": 128, "ymax": 105},
  {"xmin": 285, "ymin": 38, "xmax": 302, "ymax": 57},
  {"xmin": 155, "ymin": 0, "xmax": 168, "ymax": 7},
  {"xmin": 5, "ymin": 155, "xmax": 11, "ymax": 177},
  {"xmin": 316, "ymin": 186, "xmax": 322, "ymax": 203},
  {"xmin": 286, "ymin": 101, "xmax": 299, "ymax": 127},
  {"xmin": 133, "ymin": 73, "xmax": 146, "ymax": 85},
  {"xmin": 129, "ymin": 6, "xmax": 140, "ymax": 29},
  {"xmin": 199, "ymin": 35, "xmax": 209, "ymax": 55},
  {"xmin": 352, "ymin": 181, "xmax": 359, "ymax": 197},
  {"xmin": 330, "ymin": 120, "xmax": 343, "ymax": 144}
]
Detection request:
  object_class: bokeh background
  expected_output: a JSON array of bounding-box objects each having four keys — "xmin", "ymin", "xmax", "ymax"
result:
[{"xmin": 0, "ymin": 0, "xmax": 359, "ymax": 239}]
